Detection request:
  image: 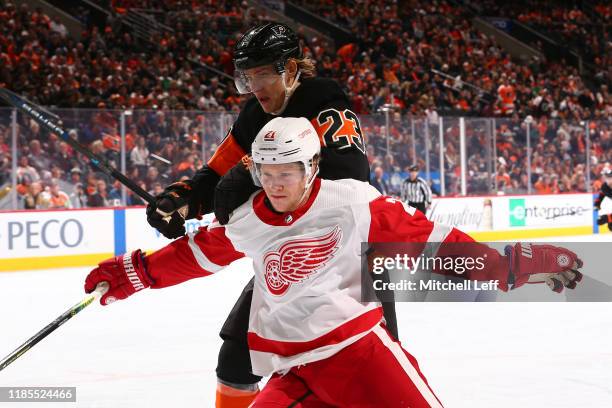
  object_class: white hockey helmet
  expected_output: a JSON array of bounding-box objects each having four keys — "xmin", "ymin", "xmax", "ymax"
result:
[{"xmin": 251, "ymin": 117, "xmax": 320, "ymax": 187}]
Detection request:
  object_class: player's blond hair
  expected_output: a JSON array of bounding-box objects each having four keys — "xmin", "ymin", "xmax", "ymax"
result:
[{"xmin": 289, "ymin": 56, "xmax": 316, "ymax": 78}]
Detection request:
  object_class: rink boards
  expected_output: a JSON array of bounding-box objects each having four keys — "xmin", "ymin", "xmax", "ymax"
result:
[
  {"xmin": 0, "ymin": 207, "xmax": 214, "ymax": 272},
  {"xmin": 0, "ymin": 192, "xmax": 607, "ymax": 271}
]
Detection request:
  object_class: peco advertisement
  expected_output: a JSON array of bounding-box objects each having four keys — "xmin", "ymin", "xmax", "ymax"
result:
[{"xmin": 0, "ymin": 209, "xmax": 114, "ymax": 261}]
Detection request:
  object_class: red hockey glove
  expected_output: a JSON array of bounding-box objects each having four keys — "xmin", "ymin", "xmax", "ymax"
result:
[
  {"xmin": 85, "ymin": 250, "xmax": 153, "ymax": 305},
  {"xmin": 505, "ymin": 243, "xmax": 583, "ymax": 293}
]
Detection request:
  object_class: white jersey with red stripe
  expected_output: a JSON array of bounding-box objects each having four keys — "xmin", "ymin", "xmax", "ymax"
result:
[{"xmin": 145, "ymin": 178, "xmax": 486, "ymax": 376}]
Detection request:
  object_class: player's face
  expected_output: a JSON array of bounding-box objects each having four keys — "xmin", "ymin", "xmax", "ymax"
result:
[
  {"xmin": 259, "ymin": 163, "xmax": 308, "ymax": 212},
  {"xmin": 241, "ymin": 65, "xmax": 285, "ymax": 113},
  {"xmin": 606, "ymin": 175, "xmax": 612, "ymax": 187}
]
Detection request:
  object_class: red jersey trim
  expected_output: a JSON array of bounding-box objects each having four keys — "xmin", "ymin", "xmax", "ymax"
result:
[
  {"xmin": 247, "ymin": 306, "xmax": 383, "ymax": 357},
  {"xmin": 368, "ymin": 196, "xmax": 434, "ymax": 243},
  {"xmin": 252, "ymin": 178, "xmax": 322, "ymax": 226},
  {"xmin": 193, "ymin": 225, "xmax": 245, "ymax": 266}
]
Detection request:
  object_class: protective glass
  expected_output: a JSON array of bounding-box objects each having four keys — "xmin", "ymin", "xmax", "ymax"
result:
[
  {"xmin": 234, "ymin": 70, "xmax": 282, "ymax": 94},
  {"xmin": 252, "ymin": 163, "xmax": 306, "ymax": 187}
]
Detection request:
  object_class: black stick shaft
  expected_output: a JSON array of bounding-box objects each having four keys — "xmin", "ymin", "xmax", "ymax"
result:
[
  {"xmin": 0, "ymin": 88, "xmax": 155, "ymax": 205},
  {"xmin": 0, "ymin": 283, "xmax": 108, "ymax": 372}
]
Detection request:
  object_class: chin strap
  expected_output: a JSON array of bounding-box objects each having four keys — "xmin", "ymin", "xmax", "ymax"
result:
[
  {"xmin": 293, "ymin": 164, "xmax": 319, "ymax": 210},
  {"xmin": 270, "ymin": 70, "xmax": 301, "ymax": 116}
]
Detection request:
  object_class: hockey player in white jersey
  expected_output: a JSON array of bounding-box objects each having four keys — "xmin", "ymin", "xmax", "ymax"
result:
[{"xmin": 85, "ymin": 117, "xmax": 583, "ymax": 407}]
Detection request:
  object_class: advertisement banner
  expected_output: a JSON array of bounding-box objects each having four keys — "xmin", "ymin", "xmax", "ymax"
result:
[
  {"xmin": 486, "ymin": 17, "xmax": 513, "ymax": 32},
  {"xmin": 0, "ymin": 193, "xmax": 597, "ymax": 271},
  {"xmin": 494, "ymin": 194, "xmax": 592, "ymax": 230},
  {"xmin": 426, "ymin": 197, "xmax": 491, "ymax": 231},
  {"xmin": 0, "ymin": 209, "xmax": 114, "ymax": 258}
]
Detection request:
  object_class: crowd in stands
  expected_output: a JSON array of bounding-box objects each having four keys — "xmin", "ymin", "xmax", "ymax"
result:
[
  {"xmin": 469, "ymin": 0, "xmax": 611, "ymax": 88},
  {"xmin": 0, "ymin": 0, "xmax": 611, "ymax": 210},
  {"xmin": 0, "ymin": 0, "xmax": 259, "ymax": 112},
  {"xmin": 296, "ymin": 0, "xmax": 610, "ymax": 120}
]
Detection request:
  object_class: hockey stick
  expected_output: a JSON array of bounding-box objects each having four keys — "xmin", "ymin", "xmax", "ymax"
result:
[
  {"xmin": 0, "ymin": 87, "xmax": 155, "ymax": 205},
  {"xmin": 0, "ymin": 282, "xmax": 109, "ymax": 372}
]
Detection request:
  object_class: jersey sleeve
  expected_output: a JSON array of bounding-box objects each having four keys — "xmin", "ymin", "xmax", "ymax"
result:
[
  {"xmin": 145, "ymin": 225, "xmax": 245, "ymax": 289},
  {"xmin": 189, "ymin": 165, "xmax": 221, "ymax": 215},
  {"xmin": 368, "ymin": 196, "xmax": 463, "ymax": 244},
  {"xmin": 367, "ymin": 196, "xmax": 511, "ymax": 289},
  {"xmin": 207, "ymin": 128, "xmax": 248, "ymax": 177}
]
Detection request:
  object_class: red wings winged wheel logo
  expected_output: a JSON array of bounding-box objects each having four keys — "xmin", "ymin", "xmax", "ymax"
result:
[{"xmin": 263, "ymin": 226, "xmax": 343, "ymax": 296}]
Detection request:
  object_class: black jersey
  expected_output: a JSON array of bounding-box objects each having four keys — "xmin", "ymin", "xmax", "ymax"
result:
[
  {"xmin": 190, "ymin": 77, "xmax": 370, "ymax": 213},
  {"xmin": 595, "ymin": 183, "xmax": 612, "ymax": 209}
]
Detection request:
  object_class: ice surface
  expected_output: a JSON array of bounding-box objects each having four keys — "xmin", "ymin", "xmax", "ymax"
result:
[{"xmin": 1, "ymin": 235, "xmax": 611, "ymax": 407}]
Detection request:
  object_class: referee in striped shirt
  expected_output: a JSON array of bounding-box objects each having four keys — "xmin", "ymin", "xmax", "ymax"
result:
[{"xmin": 400, "ymin": 164, "xmax": 432, "ymax": 214}]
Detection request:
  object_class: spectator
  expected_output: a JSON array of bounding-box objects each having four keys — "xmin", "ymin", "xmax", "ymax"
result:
[
  {"xmin": 24, "ymin": 181, "xmax": 50, "ymax": 209},
  {"xmin": 69, "ymin": 167, "xmax": 83, "ymax": 184},
  {"xmin": 49, "ymin": 16, "xmax": 68, "ymax": 38},
  {"xmin": 497, "ymin": 76, "xmax": 516, "ymax": 115},
  {"xmin": 130, "ymin": 136, "xmax": 150, "ymax": 167},
  {"xmin": 496, "ymin": 165, "xmax": 512, "ymax": 192},
  {"xmin": 127, "ymin": 181, "xmax": 149, "ymax": 206},
  {"xmin": 88, "ymin": 179, "xmax": 118, "ymax": 207},
  {"xmin": 149, "ymin": 181, "xmax": 164, "ymax": 196},
  {"xmin": 175, "ymin": 153, "xmax": 196, "ymax": 179},
  {"xmin": 70, "ymin": 182, "xmax": 87, "ymax": 208},
  {"xmin": 534, "ymin": 174, "xmax": 553, "ymax": 194},
  {"xmin": 48, "ymin": 180, "xmax": 71, "ymax": 209},
  {"xmin": 144, "ymin": 166, "xmax": 161, "ymax": 189},
  {"xmin": 370, "ymin": 166, "xmax": 390, "ymax": 195},
  {"xmin": 27, "ymin": 140, "xmax": 51, "ymax": 172},
  {"xmin": 16, "ymin": 156, "xmax": 40, "ymax": 183},
  {"xmin": 197, "ymin": 87, "xmax": 220, "ymax": 110},
  {"xmin": 108, "ymin": 180, "xmax": 123, "ymax": 204}
]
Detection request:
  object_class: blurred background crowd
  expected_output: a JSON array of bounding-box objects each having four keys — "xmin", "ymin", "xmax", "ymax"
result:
[{"xmin": 0, "ymin": 0, "xmax": 610, "ymax": 209}]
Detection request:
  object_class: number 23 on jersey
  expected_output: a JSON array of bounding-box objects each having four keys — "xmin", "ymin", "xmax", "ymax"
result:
[{"xmin": 312, "ymin": 109, "xmax": 366, "ymax": 154}]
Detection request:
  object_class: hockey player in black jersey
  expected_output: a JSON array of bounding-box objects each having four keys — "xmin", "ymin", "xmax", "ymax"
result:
[
  {"xmin": 594, "ymin": 168, "xmax": 612, "ymax": 231},
  {"xmin": 146, "ymin": 22, "xmax": 397, "ymax": 407}
]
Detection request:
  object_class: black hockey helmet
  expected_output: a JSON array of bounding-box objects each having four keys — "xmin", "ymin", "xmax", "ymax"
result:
[{"xmin": 233, "ymin": 22, "xmax": 302, "ymax": 73}]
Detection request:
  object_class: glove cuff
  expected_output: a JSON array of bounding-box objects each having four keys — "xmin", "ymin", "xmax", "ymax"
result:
[{"xmin": 124, "ymin": 250, "xmax": 154, "ymax": 291}]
